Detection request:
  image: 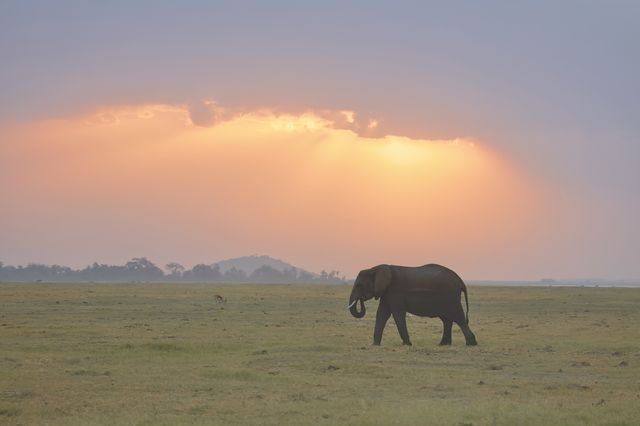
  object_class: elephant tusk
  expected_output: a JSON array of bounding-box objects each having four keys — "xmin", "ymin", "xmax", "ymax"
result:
[{"xmin": 347, "ymin": 300, "xmax": 358, "ymax": 309}]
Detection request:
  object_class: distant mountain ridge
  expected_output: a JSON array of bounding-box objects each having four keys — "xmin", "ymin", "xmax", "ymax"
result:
[{"xmin": 214, "ymin": 255, "xmax": 308, "ymax": 275}]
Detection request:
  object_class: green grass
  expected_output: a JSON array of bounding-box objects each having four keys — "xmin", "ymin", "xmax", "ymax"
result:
[{"xmin": 1, "ymin": 283, "xmax": 639, "ymax": 425}]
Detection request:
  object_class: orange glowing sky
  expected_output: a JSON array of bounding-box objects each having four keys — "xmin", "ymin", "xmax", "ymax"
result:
[{"xmin": 0, "ymin": 103, "xmax": 573, "ymax": 278}]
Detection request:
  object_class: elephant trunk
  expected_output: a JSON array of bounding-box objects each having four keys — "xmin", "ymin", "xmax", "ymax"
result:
[
  {"xmin": 348, "ymin": 290, "xmax": 366, "ymax": 318},
  {"xmin": 349, "ymin": 299, "xmax": 366, "ymax": 318}
]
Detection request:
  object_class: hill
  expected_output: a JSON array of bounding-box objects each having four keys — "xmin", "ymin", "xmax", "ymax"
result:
[{"xmin": 214, "ymin": 255, "xmax": 307, "ymax": 275}]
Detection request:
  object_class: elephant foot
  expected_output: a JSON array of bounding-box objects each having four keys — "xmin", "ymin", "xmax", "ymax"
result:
[
  {"xmin": 439, "ymin": 341, "xmax": 452, "ymax": 346},
  {"xmin": 466, "ymin": 339, "xmax": 478, "ymax": 346},
  {"xmin": 372, "ymin": 342, "xmax": 381, "ymax": 346},
  {"xmin": 403, "ymin": 341, "xmax": 412, "ymax": 346}
]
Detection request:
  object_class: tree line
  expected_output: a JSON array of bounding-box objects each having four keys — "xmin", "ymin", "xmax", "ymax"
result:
[{"xmin": 0, "ymin": 258, "xmax": 347, "ymax": 284}]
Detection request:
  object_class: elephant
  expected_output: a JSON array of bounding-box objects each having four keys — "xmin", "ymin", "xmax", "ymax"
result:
[{"xmin": 347, "ymin": 263, "xmax": 477, "ymax": 346}]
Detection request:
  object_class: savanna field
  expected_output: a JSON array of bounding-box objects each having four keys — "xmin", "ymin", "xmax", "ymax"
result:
[{"xmin": 1, "ymin": 283, "xmax": 639, "ymax": 425}]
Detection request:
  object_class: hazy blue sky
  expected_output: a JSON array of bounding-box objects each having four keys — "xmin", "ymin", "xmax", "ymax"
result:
[{"xmin": 1, "ymin": 1, "xmax": 638, "ymax": 279}]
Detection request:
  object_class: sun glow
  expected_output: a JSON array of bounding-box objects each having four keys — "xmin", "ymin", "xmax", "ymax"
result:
[
  {"xmin": 0, "ymin": 104, "xmax": 548, "ymax": 276},
  {"xmin": 378, "ymin": 137, "xmax": 434, "ymax": 165}
]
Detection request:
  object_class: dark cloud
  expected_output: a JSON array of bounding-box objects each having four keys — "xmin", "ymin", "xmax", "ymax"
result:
[
  {"xmin": 187, "ymin": 99, "xmax": 219, "ymax": 127},
  {"xmin": 319, "ymin": 110, "xmax": 385, "ymax": 138},
  {"xmin": 187, "ymin": 100, "xmax": 387, "ymax": 138}
]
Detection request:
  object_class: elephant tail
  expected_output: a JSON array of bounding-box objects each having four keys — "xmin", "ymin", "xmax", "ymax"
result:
[{"xmin": 462, "ymin": 285, "xmax": 470, "ymax": 324}]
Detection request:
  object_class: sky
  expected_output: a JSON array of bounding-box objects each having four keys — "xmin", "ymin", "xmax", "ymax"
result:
[{"xmin": 0, "ymin": 1, "xmax": 638, "ymax": 280}]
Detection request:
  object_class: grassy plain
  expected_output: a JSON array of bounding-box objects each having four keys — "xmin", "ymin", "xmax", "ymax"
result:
[{"xmin": 1, "ymin": 283, "xmax": 639, "ymax": 425}]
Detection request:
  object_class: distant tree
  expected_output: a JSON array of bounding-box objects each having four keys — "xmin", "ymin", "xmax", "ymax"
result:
[
  {"xmin": 165, "ymin": 262, "xmax": 185, "ymax": 280},
  {"xmin": 298, "ymin": 270, "xmax": 314, "ymax": 282},
  {"xmin": 183, "ymin": 263, "xmax": 221, "ymax": 282},
  {"xmin": 0, "ymin": 262, "xmax": 75, "ymax": 282},
  {"xmin": 24, "ymin": 263, "xmax": 54, "ymax": 281},
  {"xmin": 314, "ymin": 268, "xmax": 347, "ymax": 284},
  {"xmin": 224, "ymin": 267, "xmax": 247, "ymax": 282},
  {"xmin": 250, "ymin": 265, "xmax": 284, "ymax": 283},
  {"xmin": 124, "ymin": 257, "xmax": 164, "ymax": 281},
  {"xmin": 281, "ymin": 267, "xmax": 298, "ymax": 283},
  {"xmin": 0, "ymin": 262, "xmax": 17, "ymax": 281},
  {"xmin": 328, "ymin": 270, "xmax": 345, "ymax": 283},
  {"xmin": 49, "ymin": 264, "xmax": 74, "ymax": 280},
  {"xmin": 78, "ymin": 262, "xmax": 121, "ymax": 281},
  {"xmin": 0, "ymin": 258, "xmax": 347, "ymax": 284}
]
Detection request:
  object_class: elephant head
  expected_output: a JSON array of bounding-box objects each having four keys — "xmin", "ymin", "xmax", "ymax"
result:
[{"xmin": 347, "ymin": 264, "xmax": 392, "ymax": 318}]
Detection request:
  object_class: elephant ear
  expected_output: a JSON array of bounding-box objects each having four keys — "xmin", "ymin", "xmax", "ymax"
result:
[{"xmin": 373, "ymin": 264, "xmax": 392, "ymax": 299}]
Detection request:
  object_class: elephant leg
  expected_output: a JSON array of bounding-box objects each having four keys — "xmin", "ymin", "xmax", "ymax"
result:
[
  {"xmin": 373, "ymin": 303, "xmax": 391, "ymax": 345},
  {"xmin": 451, "ymin": 304, "xmax": 477, "ymax": 346},
  {"xmin": 439, "ymin": 317, "xmax": 453, "ymax": 345},
  {"xmin": 392, "ymin": 310, "xmax": 412, "ymax": 346},
  {"xmin": 455, "ymin": 320, "xmax": 478, "ymax": 346}
]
